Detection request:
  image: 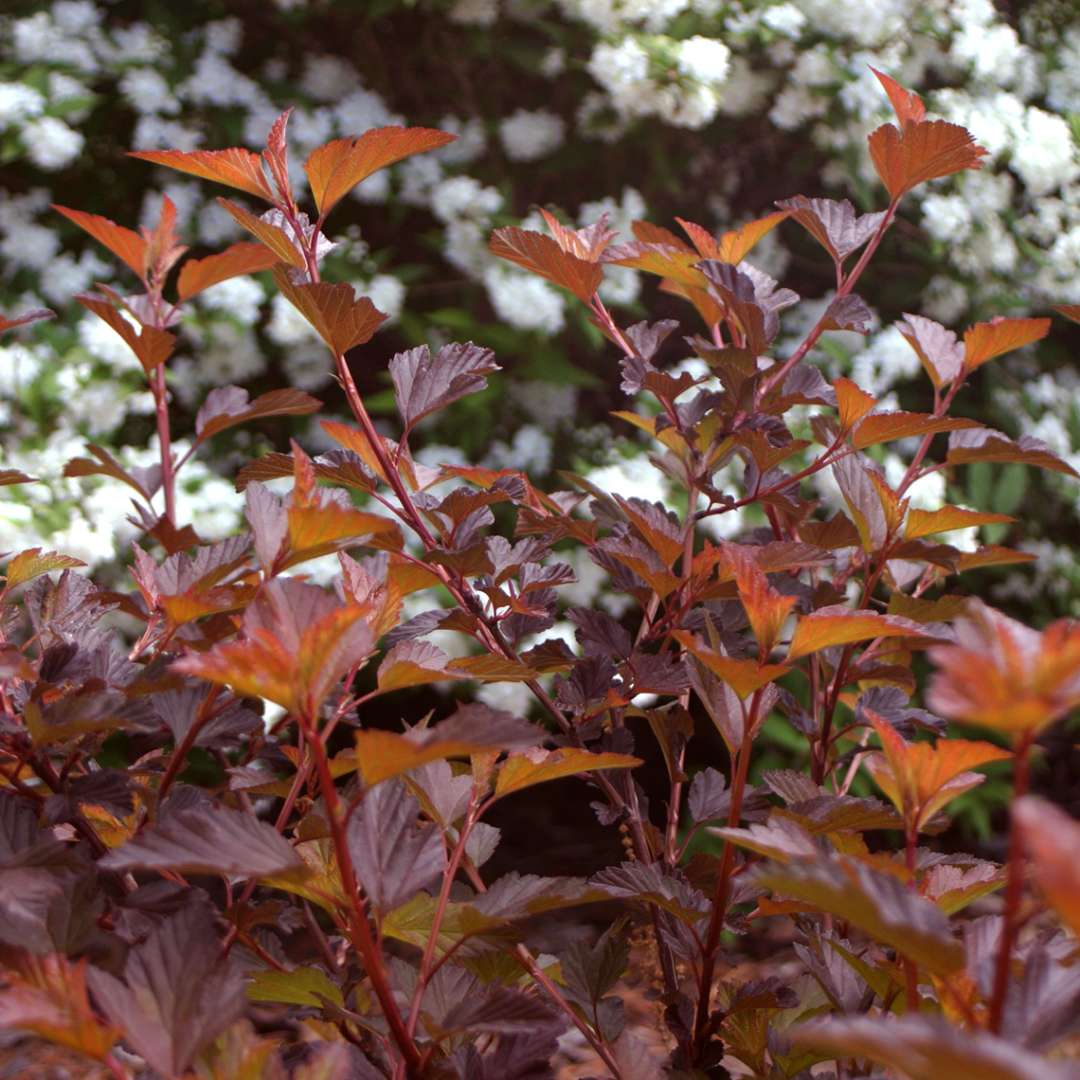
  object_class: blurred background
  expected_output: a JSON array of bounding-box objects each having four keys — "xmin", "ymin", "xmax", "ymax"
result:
[{"xmin": 0, "ymin": 0, "xmax": 1077, "ymax": 831}]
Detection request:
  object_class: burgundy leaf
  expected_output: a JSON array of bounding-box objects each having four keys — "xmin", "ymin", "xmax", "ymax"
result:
[{"xmin": 390, "ymin": 342, "xmax": 500, "ymax": 438}]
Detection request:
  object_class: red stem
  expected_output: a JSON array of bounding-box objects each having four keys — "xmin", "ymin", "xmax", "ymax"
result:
[{"xmin": 904, "ymin": 825, "xmax": 920, "ymax": 1012}]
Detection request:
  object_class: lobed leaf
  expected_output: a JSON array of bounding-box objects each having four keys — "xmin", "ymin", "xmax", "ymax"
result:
[
  {"xmin": 787, "ymin": 606, "xmax": 934, "ymax": 660},
  {"xmin": 75, "ymin": 292, "xmax": 175, "ymax": 373},
  {"xmin": 897, "ymin": 313, "xmax": 964, "ymax": 387},
  {"xmin": 390, "ymin": 342, "xmax": 499, "ymax": 439},
  {"xmin": 273, "ymin": 269, "xmax": 386, "ymax": 354},
  {"xmin": 489, "ymin": 227, "xmax": 602, "ymax": 302},
  {"xmin": 945, "ymin": 427, "xmax": 1079, "ymax": 477},
  {"xmin": 962, "ymin": 316, "xmax": 1051, "ymax": 371},
  {"xmin": 195, "ymin": 386, "xmax": 321, "ymax": 443},
  {"xmin": 868, "ymin": 118, "xmax": 987, "ymax": 201},
  {"xmin": 495, "ymin": 747, "xmax": 641, "ymax": 800}
]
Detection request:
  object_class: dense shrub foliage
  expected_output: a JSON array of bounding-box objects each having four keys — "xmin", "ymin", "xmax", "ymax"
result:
[
  {"xmin": 0, "ymin": 65, "xmax": 1078, "ymax": 1078},
  {"xmin": 2, "ymin": 0, "xmax": 1080, "ymax": 627}
]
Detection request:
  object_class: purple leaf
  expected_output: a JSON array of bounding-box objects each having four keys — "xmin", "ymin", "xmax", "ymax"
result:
[{"xmin": 390, "ymin": 342, "xmax": 499, "ymax": 437}]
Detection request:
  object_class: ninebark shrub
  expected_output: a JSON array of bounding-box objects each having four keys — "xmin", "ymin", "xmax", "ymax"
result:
[{"xmin": 0, "ymin": 71, "xmax": 1078, "ymax": 1079}]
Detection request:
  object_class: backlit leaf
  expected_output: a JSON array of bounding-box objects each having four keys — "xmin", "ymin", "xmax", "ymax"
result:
[
  {"xmin": 4, "ymin": 549, "xmax": 84, "ymax": 590},
  {"xmin": 833, "ymin": 377, "xmax": 876, "ymax": 429},
  {"xmin": 130, "ymin": 146, "xmax": 273, "ymax": 201},
  {"xmin": 871, "ymin": 68, "xmax": 926, "ymax": 126},
  {"xmin": 176, "ymin": 241, "xmax": 280, "ymax": 300},
  {"xmin": 489, "ymin": 227, "xmax": 603, "ymax": 302},
  {"xmin": 218, "ymin": 199, "xmax": 305, "ymax": 268},
  {"xmin": 52, "ymin": 205, "xmax": 147, "ymax": 279},
  {"xmin": 1014, "ymin": 796, "xmax": 1080, "ymax": 938},
  {"xmin": 0, "ymin": 309, "xmax": 54, "ymax": 335},
  {"xmin": 676, "ymin": 210, "xmax": 789, "ymax": 264},
  {"xmin": 246, "ymin": 967, "xmax": 343, "ymax": 1009},
  {"xmin": 868, "ymin": 119, "xmax": 987, "ymax": 200},
  {"xmin": 495, "ymin": 747, "xmax": 641, "ymax": 800},
  {"xmin": 962, "ymin": 316, "xmax": 1050, "ymax": 371},
  {"xmin": 272, "ymin": 269, "xmax": 387, "ymax": 354},
  {"xmin": 852, "ymin": 410, "xmax": 977, "ymax": 449},
  {"xmin": 356, "ymin": 703, "xmax": 538, "ymax": 785},
  {"xmin": 775, "ymin": 196, "xmax": 886, "ymax": 263},
  {"xmin": 75, "ymin": 292, "xmax": 175, "ymax": 373},
  {"xmin": 305, "ymin": 126, "xmax": 455, "ymax": 215},
  {"xmin": 787, "ymin": 606, "xmax": 933, "ymax": 660},
  {"xmin": 904, "ymin": 505, "xmax": 1014, "ymax": 540}
]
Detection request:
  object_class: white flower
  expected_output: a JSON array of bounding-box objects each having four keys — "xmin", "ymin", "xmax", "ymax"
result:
[
  {"xmin": 301, "ymin": 55, "xmax": 359, "ymax": 101},
  {"xmin": 267, "ymin": 294, "xmax": 320, "ymax": 347},
  {"xmin": 769, "ymin": 85, "xmax": 828, "ymax": 130},
  {"xmin": 197, "ymin": 200, "xmax": 243, "ymax": 245},
  {"xmin": 482, "ymin": 265, "xmax": 565, "ymax": 334},
  {"xmin": 23, "ymin": 116, "xmax": 84, "ymax": 170},
  {"xmin": 430, "ymin": 175, "xmax": 502, "ymax": 223},
  {"xmin": 762, "ymin": 3, "xmax": 807, "ymax": 38},
  {"xmin": 0, "ymin": 222, "xmax": 61, "ymax": 272},
  {"xmin": 498, "ymin": 108, "xmax": 566, "ymax": 162},
  {"xmin": 282, "ymin": 342, "xmax": 333, "ymax": 391},
  {"xmin": 540, "ymin": 47, "xmax": 566, "ymax": 77},
  {"xmin": 198, "ymin": 276, "xmax": 266, "ymax": 325},
  {"xmin": 921, "ymin": 194, "xmax": 974, "ymax": 243},
  {"xmin": 434, "ymin": 116, "xmax": 486, "ymax": 165},
  {"xmin": 676, "ymin": 36, "xmax": 731, "ymax": 85},
  {"xmin": 1011, "ymin": 108, "xmax": 1079, "ymax": 196},
  {"xmin": 362, "ymin": 274, "xmax": 406, "ymax": 323},
  {"xmin": 0, "ymin": 83, "xmax": 45, "ymax": 129},
  {"xmin": 119, "ymin": 68, "xmax": 179, "ymax": 115},
  {"xmin": 334, "ymin": 88, "xmax": 401, "ymax": 134},
  {"xmin": 76, "ymin": 312, "xmax": 141, "ymax": 370},
  {"xmin": 486, "ymin": 424, "xmax": 553, "ymax": 474}
]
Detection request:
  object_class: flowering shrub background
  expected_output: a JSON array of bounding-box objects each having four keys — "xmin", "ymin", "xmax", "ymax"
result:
[{"xmin": 1, "ymin": 0, "xmax": 1079, "ymax": 622}]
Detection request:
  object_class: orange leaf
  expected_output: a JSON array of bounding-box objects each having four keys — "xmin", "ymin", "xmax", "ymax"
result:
[
  {"xmin": 129, "ymin": 146, "xmax": 274, "ymax": 201},
  {"xmin": 495, "ymin": 747, "xmax": 641, "ymax": 799},
  {"xmin": 724, "ymin": 543, "xmax": 797, "ymax": 655},
  {"xmin": 927, "ymin": 600, "xmax": 1080, "ymax": 737},
  {"xmin": 953, "ymin": 545, "xmax": 1037, "ymax": 572},
  {"xmin": 176, "ymin": 241, "xmax": 280, "ymax": 300},
  {"xmin": 870, "ymin": 67, "xmax": 926, "ymax": 126},
  {"xmin": 787, "ymin": 606, "xmax": 934, "ymax": 661},
  {"xmin": 603, "ymin": 241, "xmax": 703, "ymax": 288},
  {"xmin": 1014, "ymin": 796, "xmax": 1080, "ymax": 938},
  {"xmin": 376, "ymin": 640, "xmax": 456, "ymax": 693},
  {"xmin": 903, "ymin": 505, "xmax": 1014, "ymax": 540},
  {"xmin": 864, "ymin": 713, "xmax": 1008, "ymax": 832},
  {"xmin": 53, "ymin": 205, "xmax": 147, "ymax": 279},
  {"xmin": 538, "ymin": 208, "xmax": 616, "ymax": 261},
  {"xmin": 305, "ymin": 126, "xmax": 455, "ymax": 216},
  {"xmin": 1054, "ymin": 304, "xmax": 1080, "ymax": 325},
  {"xmin": 962, "ymin": 316, "xmax": 1050, "ymax": 371},
  {"xmin": 447, "ymin": 654, "xmax": 537, "ymax": 682},
  {"xmin": 677, "ymin": 210, "xmax": 788, "ymax": 264},
  {"xmin": 218, "ymin": 199, "xmax": 305, "ymax": 268},
  {"xmin": 834, "ymin": 377, "xmax": 876, "ymax": 429},
  {"xmin": 74, "ymin": 293, "xmax": 175, "ymax": 373},
  {"xmin": 273, "ymin": 269, "xmax": 387, "ymax": 354},
  {"xmin": 945, "ymin": 427, "xmax": 1079, "ymax": 477},
  {"xmin": 852, "ymin": 411, "xmax": 978, "ymax": 449},
  {"xmin": 4, "ymin": 549, "xmax": 85, "ymax": 590},
  {"xmin": 674, "ymin": 632, "xmax": 789, "ymax": 698},
  {"xmin": 868, "ymin": 119, "xmax": 987, "ymax": 200},
  {"xmin": 896, "ymin": 313, "xmax": 964, "ymax": 388},
  {"xmin": 489, "ymin": 227, "xmax": 603, "ymax": 302}
]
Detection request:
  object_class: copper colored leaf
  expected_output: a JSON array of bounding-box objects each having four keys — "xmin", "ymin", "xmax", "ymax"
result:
[
  {"xmin": 945, "ymin": 427, "xmax": 1079, "ymax": 477},
  {"xmin": 897, "ymin": 313, "xmax": 964, "ymax": 388},
  {"xmin": 448, "ymin": 654, "xmax": 538, "ymax": 681},
  {"xmin": 376, "ymin": 640, "xmax": 455, "ymax": 694},
  {"xmin": 1053, "ymin": 304, "xmax": 1080, "ymax": 325},
  {"xmin": 927, "ymin": 599, "xmax": 1080, "ymax": 736},
  {"xmin": 130, "ymin": 146, "xmax": 273, "ymax": 201},
  {"xmin": 173, "ymin": 577, "xmax": 375, "ymax": 716},
  {"xmin": 602, "ymin": 241, "xmax": 703, "ymax": 288},
  {"xmin": 756, "ymin": 858, "xmax": 964, "ymax": 973},
  {"xmin": 195, "ymin": 386, "xmax": 321, "ymax": 442},
  {"xmin": 0, "ymin": 309, "xmax": 54, "ymax": 335},
  {"xmin": 218, "ymin": 199, "xmax": 305, "ymax": 268},
  {"xmin": 0, "ymin": 953, "xmax": 118, "ymax": 1061},
  {"xmin": 1014, "ymin": 796, "xmax": 1080, "ymax": 938},
  {"xmin": 833, "ymin": 377, "xmax": 876, "ymax": 429},
  {"xmin": 904, "ymin": 505, "xmax": 1014, "ymax": 540},
  {"xmin": 0, "ymin": 470, "xmax": 34, "ymax": 487},
  {"xmin": 176, "ymin": 241, "xmax": 280, "ymax": 300},
  {"xmin": 868, "ymin": 119, "xmax": 987, "ymax": 200},
  {"xmin": 675, "ymin": 635, "xmax": 790, "ymax": 699},
  {"xmin": 53, "ymin": 205, "xmax": 147, "ymax": 279},
  {"xmin": 852, "ymin": 411, "xmax": 977, "ymax": 449},
  {"xmin": 871, "ymin": 68, "xmax": 927, "ymax": 126},
  {"xmin": 676, "ymin": 211, "xmax": 789, "ymax": 264},
  {"xmin": 75, "ymin": 293, "xmax": 175, "ymax": 373},
  {"xmin": 4, "ymin": 549, "xmax": 85, "ymax": 590},
  {"xmin": 87, "ymin": 904, "xmax": 245, "ymax": 1077},
  {"xmin": 724, "ymin": 543, "xmax": 797, "ymax": 655},
  {"xmin": 962, "ymin": 316, "xmax": 1050, "ymax": 371},
  {"xmin": 495, "ymin": 747, "xmax": 641, "ymax": 800},
  {"xmin": 63, "ymin": 443, "xmax": 151, "ymax": 500},
  {"xmin": 792, "ymin": 1015, "xmax": 1070, "ymax": 1080},
  {"xmin": 101, "ymin": 803, "xmax": 304, "ymax": 878},
  {"xmin": 787, "ymin": 606, "xmax": 933, "ymax": 660},
  {"xmin": 356, "ymin": 704, "xmax": 538, "ymax": 786},
  {"xmin": 272, "ymin": 268, "xmax": 387, "ymax": 354},
  {"xmin": 489, "ymin": 227, "xmax": 603, "ymax": 302},
  {"xmin": 305, "ymin": 126, "xmax": 455, "ymax": 216},
  {"xmin": 539, "ymin": 207, "xmax": 617, "ymax": 260},
  {"xmin": 390, "ymin": 342, "xmax": 499, "ymax": 438}
]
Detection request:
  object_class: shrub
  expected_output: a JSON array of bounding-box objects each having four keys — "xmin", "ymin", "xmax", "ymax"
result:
[{"xmin": 0, "ymin": 71, "xmax": 1078, "ymax": 1078}]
